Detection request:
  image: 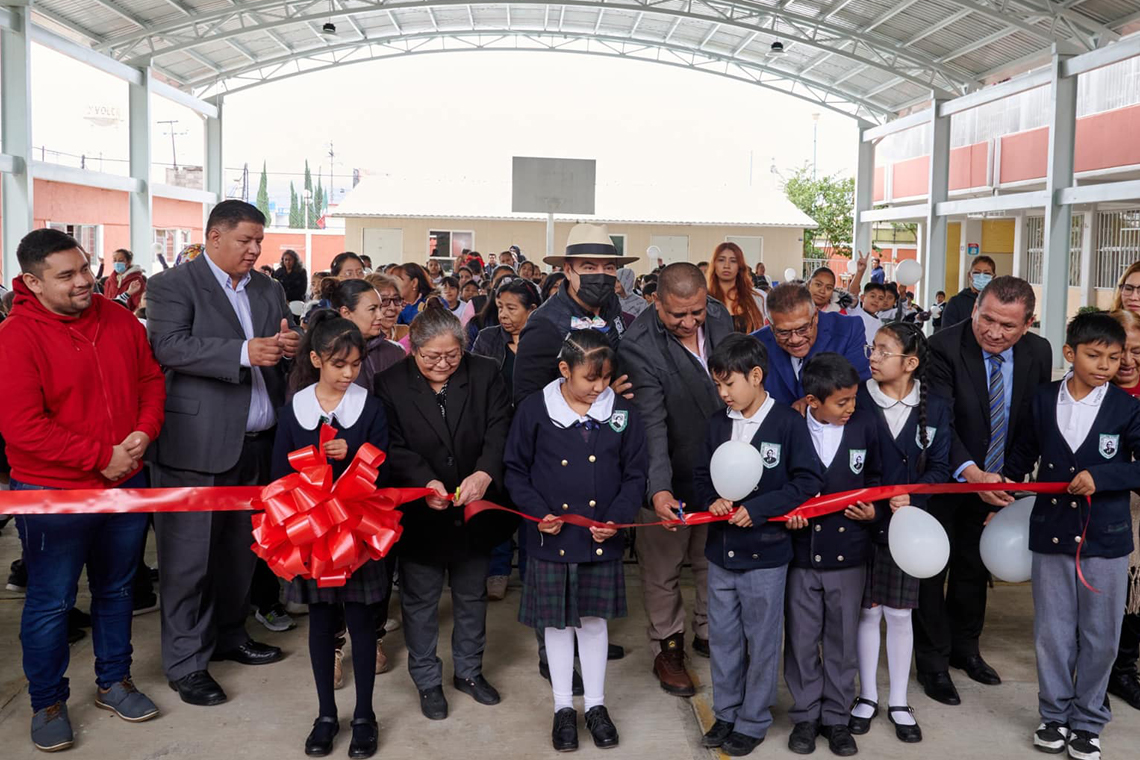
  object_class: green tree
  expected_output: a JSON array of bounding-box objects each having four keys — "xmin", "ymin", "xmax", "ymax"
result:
[
  {"xmin": 313, "ymin": 179, "xmax": 325, "ymax": 228},
  {"xmin": 255, "ymin": 162, "xmax": 270, "ymax": 222},
  {"xmin": 780, "ymin": 164, "xmax": 855, "ymax": 258},
  {"xmin": 288, "ymin": 182, "xmax": 300, "ymax": 228},
  {"xmin": 304, "ymin": 160, "xmax": 313, "ymax": 194}
]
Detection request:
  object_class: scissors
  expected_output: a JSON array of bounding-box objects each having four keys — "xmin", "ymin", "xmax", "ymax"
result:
[{"xmin": 675, "ymin": 501, "xmax": 688, "ymax": 525}]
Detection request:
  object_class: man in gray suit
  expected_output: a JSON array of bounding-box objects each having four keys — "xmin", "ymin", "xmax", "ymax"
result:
[
  {"xmin": 618, "ymin": 263, "xmax": 733, "ymax": 697},
  {"xmin": 147, "ymin": 201, "xmax": 300, "ymax": 706}
]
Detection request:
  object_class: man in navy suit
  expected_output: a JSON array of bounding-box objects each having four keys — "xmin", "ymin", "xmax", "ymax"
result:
[{"xmin": 751, "ymin": 284, "xmax": 870, "ymax": 411}]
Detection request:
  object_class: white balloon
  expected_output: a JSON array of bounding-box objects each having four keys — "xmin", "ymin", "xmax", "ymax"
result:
[
  {"xmin": 846, "ymin": 257, "xmax": 859, "ymax": 275},
  {"xmin": 646, "ymin": 245, "xmax": 662, "ymax": 259},
  {"xmin": 888, "ymin": 506, "xmax": 950, "ymax": 579},
  {"xmin": 783, "ymin": 267, "xmax": 798, "ymax": 282},
  {"xmin": 895, "ymin": 259, "xmax": 923, "ymax": 286},
  {"xmin": 709, "ymin": 441, "xmax": 763, "ymax": 502},
  {"xmin": 979, "ymin": 496, "xmax": 1034, "ymax": 583},
  {"xmin": 151, "ymin": 241, "xmax": 166, "ymax": 255}
]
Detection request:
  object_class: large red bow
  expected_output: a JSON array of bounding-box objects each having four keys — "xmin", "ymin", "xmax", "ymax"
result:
[{"xmin": 250, "ymin": 424, "xmax": 432, "ymax": 588}]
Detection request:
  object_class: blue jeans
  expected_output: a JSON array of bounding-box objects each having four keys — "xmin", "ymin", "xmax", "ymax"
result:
[
  {"xmin": 15, "ymin": 473, "xmax": 148, "ymax": 711},
  {"xmin": 488, "ymin": 531, "xmax": 529, "ymax": 581}
]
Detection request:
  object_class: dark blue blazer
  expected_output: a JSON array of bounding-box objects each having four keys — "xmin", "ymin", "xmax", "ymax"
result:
[
  {"xmin": 504, "ymin": 390, "xmax": 648, "ymax": 564},
  {"xmin": 751, "ymin": 311, "xmax": 872, "ymax": 405},
  {"xmin": 271, "ymin": 394, "xmax": 390, "ymax": 484},
  {"xmin": 1004, "ymin": 381, "xmax": 1140, "ymax": 559},
  {"xmin": 856, "ymin": 383, "xmax": 953, "ymax": 545},
  {"xmin": 693, "ymin": 403, "xmax": 824, "ymax": 570},
  {"xmin": 790, "ymin": 408, "xmax": 884, "ymax": 570}
]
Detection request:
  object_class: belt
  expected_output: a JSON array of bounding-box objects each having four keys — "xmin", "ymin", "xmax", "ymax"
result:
[{"xmin": 244, "ymin": 427, "xmax": 276, "ymax": 440}]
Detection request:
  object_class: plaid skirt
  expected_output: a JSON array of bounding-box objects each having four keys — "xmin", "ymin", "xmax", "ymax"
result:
[
  {"xmin": 519, "ymin": 558, "xmax": 627, "ymax": 630},
  {"xmin": 862, "ymin": 543, "xmax": 920, "ymax": 610},
  {"xmin": 284, "ymin": 557, "xmax": 389, "ymax": 606}
]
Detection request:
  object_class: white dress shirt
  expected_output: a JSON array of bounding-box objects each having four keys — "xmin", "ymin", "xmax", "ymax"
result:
[
  {"xmin": 292, "ymin": 383, "xmax": 368, "ymax": 430},
  {"xmin": 543, "ymin": 379, "xmax": 615, "ymax": 429},
  {"xmin": 806, "ymin": 408, "xmax": 844, "ymax": 467},
  {"xmin": 847, "ymin": 305, "xmax": 882, "ymax": 346},
  {"xmin": 728, "ymin": 394, "xmax": 775, "ymax": 444},
  {"xmin": 680, "ymin": 326, "xmax": 708, "ymax": 372},
  {"xmin": 866, "ymin": 378, "xmax": 921, "ymax": 440},
  {"xmin": 204, "ymin": 253, "xmax": 275, "ymax": 432},
  {"xmin": 1057, "ymin": 374, "xmax": 1107, "ymax": 453}
]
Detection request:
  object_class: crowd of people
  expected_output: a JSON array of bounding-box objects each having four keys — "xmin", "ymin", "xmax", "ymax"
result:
[{"xmin": 0, "ymin": 199, "xmax": 1139, "ymax": 760}]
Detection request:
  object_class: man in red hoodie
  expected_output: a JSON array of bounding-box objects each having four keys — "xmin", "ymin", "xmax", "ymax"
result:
[{"xmin": 0, "ymin": 228, "xmax": 166, "ymax": 752}]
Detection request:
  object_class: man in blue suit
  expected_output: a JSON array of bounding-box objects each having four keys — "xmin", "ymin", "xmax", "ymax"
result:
[{"xmin": 751, "ymin": 284, "xmax": 871, "ymax": 409}]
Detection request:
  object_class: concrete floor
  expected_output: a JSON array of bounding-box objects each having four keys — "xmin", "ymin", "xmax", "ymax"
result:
[{"xmin": 0, "ymin": 525, "xmax": 1139, "ymax": 760}]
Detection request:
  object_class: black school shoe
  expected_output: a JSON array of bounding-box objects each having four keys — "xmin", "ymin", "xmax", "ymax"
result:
[
  {"xmin": 348, "ymin": 718, "xmax": 379, "ymax": 759},
  {"xmin": 552, "ymin": 708, "xmax": 578, "ymax": 752},
  {"xmin": 418, "ymin": 686, "xmax": 448, "ymax": 720},
  {"xmin": 722, "ymin": 732, "xmax": 764, "ymax": 757},
  {"xmin": 539, "ymin": 660, "xmax": 586, "ymax": 696},
  {"xmin": 848, "ymin": 698, "xmax": 878, "ymax": 735},
  {"xmin": 692, "ymin": 636, "xmax": 710, "ymax": 658},
  {"xmin": 453, "ymin": 674, "xmax": 501, "ymax": 705},
  {"xmin": 584, "ymin": 706, "xmax": 619, "ymax": 748},
  {"xmin": 304, "ymin": 716, "xmax": 339, "ymax": 757},
  {"xmin": 702, "ymin": 719, "xmax": 734, "ymax": 748},
  {"xmin": 1067, "ymin": 730, "xmax": 1101, "ymax": 760},
  {"xmin": 1107, "ymin": 669, "xmax": 1140, "ymax": 710},
  {"xmin": 820, "ymin": 724, "xmax": 858, "ymax": 756},
  {"xmin": 789, "ymin": 721, "xmax": 819, "ymax": 754},
  {"xmin": 887, "ymin": 706, "xmax": 922, "ymax": 743}
]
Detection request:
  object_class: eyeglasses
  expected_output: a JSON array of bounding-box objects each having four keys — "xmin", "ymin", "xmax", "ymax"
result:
[
  {"xmin": 379, "ymin": 297, "xmax": 403, "ymax": 308},
  {"xmin": 864, "ymin": 345, "xmax": 909, "ymax": 361},
  {"xmin": 418, "ymin": 349, "xmax": 463, "ymax": 367},
  {"xmin": 1121, "ymin": 284, "xmax": 1140, "ymax": 296},
  {"xmin": 771, "ymin": 314, "xmax": 817, "ymax": 341}
]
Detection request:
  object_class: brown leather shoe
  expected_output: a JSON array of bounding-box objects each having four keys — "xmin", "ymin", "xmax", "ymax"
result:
[{"xmin": 653, "ymin": 633, "xmax": 696, "ymax": 696}]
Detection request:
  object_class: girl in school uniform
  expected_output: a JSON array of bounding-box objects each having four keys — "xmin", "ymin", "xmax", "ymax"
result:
[
  {"xmin": 271, "ymin": 311, "xmax": 390, "ymax": 759},
  {"xmin": 849, "ymin": 321, "xmax": 952, "ymax": 743},
  {"xmin": 504, "ymin": 329, "xmax": 648, "ymax": 752}
]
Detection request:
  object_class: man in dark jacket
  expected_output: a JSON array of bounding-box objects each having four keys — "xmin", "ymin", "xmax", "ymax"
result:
[
  {"xmin": 937, "ymin": 255, "xmax": 996, "ymax": 332},
  {"xmin": 618, "ymin": 263, "xmax": 735, "ymax": 696},
  {"xmin": 0, "ymin": 229, "xmax": 167, "ymax": 751}
]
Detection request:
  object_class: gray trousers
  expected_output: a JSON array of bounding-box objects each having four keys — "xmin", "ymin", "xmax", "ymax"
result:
[
  {"xmin": 153, "ymin": 434, "xmax": 273, "ymax": 681},
  {"xmin": 784, "ymin": 566, "xmax": 866, "ymax": 727},
  {"xmin": 637, "ymin": 507, "xmax": 709, "ymax": 645},
  {"xmin": 400, "ymin": 553, "xmax": 491, "ymax": 691},
  {"xmin": 708, "ymin": 561, "xmax": 786, "ymax": 739},
  {"xmin": 1032, "ymin": 552, "xmax": 1128, "ymax": 733}
]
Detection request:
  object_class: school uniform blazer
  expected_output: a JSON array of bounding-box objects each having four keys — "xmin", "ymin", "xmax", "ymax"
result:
[
  {"xmin": 693, "ymin": 405, "xmax": 824, "ymax": 571},
  {"xmin": 751, "ymin": 311, "xmax": 872, "ymax": 405},
  {"xmin": 856, "ymin": 385, "xmax": 953, "ymax": 545},
  {"xmin": 1003, "ymin": 381, "xmax": 1140, "ymax": 559},
  {"xmin": 375, "ymin": 353, "xmax": 515, "ymax": 562},
  {"xmin": 503, "ymin": 392, "xmax": 648, "ymax": 564},
  {"xmin": 790, "ymin": 408, "xmax": 885, "ymax": 571},
  {"xmin": 927, "ymin": 318, "xmax": 1052, "ymax": 474}
]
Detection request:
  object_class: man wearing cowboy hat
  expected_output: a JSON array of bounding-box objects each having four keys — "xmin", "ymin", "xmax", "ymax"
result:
[{"xmin": 513, "ymin": 223, "xmax": 638, "ymax": 404}]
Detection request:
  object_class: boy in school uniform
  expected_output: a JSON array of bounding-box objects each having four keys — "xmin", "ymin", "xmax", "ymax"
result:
[
  {"xmin": 692, "ymin": 334, "xmax": 824, "ymax": 757},
  {"xmin": 1003, "ymin": 312, "xmax": 1140, "ymax": 760},
  {"xmin": 784, "ymin": 352, "xmax": 884, "ymax": 758}
]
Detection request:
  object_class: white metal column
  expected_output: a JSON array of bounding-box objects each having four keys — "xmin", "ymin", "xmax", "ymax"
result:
[
  {"xmin": 129, "ymin": 68, "xmax": 153, "ymax": 272},
  {"xmin": 1042, "ymin": 50, "xmax": 1077, "ymax": 367},
  {"xmin": 1078, "ymin": 208, "xmax": 1097, "ymax": 307},
  {"xmin": 205, "ymin": 99, "xmax": 224, "ymax": 219},
  {"xmin": 1011, "ymin": 213, "xmax": 1028, "ymax": 280},
  {"xmin": 852, "ymin": 126, "xmax": 874, "ymax": 257},
  {"xmin": 923, "ymin": 100, "xmax": 950, "ymax": 308},
  {"xmin": 1, "ymin": 5, "xmax": 34, "ymax": 282}
]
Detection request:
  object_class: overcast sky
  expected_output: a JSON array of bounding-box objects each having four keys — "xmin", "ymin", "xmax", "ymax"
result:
[{"xmin": 28, "ymin": 45, "xmax": 859, "ymax": 209}]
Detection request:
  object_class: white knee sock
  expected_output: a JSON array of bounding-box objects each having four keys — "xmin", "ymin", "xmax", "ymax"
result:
[
  {"xmin": 883, "ymin": 606, "xmax": 916, "ymax": 725},
  {"xmin": 575, "ymin": 617, "xmax": 609, "ymax": 711},
  {"xmin": 545, "ymin": 626, "xmax": 577, "ymax": 712},
  {"xmin": 852, "ymin": 606, "xmax": 883, "ymax": 719}
]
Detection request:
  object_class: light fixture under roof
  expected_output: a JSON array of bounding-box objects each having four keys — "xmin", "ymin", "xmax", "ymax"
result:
[
  {"xmin": 321, "ymin": 21, "xmax": 337, "ymax": 37},
  {"xmin": 770, "ymin": 40, "xmax": 785, "ymax": 54}
]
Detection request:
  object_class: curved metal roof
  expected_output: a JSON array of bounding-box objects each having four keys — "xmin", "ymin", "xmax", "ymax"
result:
[{"xmin": 29, "ymin": 0, "xmax": 1140, "ymax": 124}]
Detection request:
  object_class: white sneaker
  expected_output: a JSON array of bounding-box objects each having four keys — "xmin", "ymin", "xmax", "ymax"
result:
[
  {"xmin": 1034, "ymin": 722, "xmax": 1070, "ymax": 754},
  {"xmin": 1067, "ymin": 730, "xmax": 1100, "ymax": 760}
]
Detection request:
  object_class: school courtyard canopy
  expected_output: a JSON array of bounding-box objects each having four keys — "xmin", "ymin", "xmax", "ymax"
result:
[{"xmin": 2, "ymin": 1, "xmax": 1140, "ymax": 359}]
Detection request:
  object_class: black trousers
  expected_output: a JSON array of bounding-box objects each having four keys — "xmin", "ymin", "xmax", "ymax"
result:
[
  {"xmin": 154, "ymin": 432, "xmax": 274, "ymax": 680},
  {"xmin": 1114, "ymin": 572, "xmax": 1140, "ymax": 676},
  {"xmin": 914, "ymin": 496, "xmax": 990, "ymax": 674}
]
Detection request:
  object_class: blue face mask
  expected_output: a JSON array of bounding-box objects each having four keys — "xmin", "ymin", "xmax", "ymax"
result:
[
  {"xmin": 113, "ymin": 261, "xmax": 127, "ymax": 274},
  {"xmin": 971, "ymin": 272, "xmax": 993, "ymax": 291}
]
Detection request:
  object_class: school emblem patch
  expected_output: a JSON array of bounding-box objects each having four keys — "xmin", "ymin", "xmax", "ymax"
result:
[
  {"xmin": 915, "ymin": 426, "xmax": 937, "ymax": 449},
  {"xmin": 609, "ymin": 410, "xmax": 628, "ymax": 433},
  {"xmin": 759, "ymin": 442, "xmax": 781, "ymax": 469},
  {"xmin": 850, "ymin": 449, "xmax": 866, "ymax": 474},
  {"xmin": 1099, "ymin": 434, "xmax": 1119, "ymax": 459}
]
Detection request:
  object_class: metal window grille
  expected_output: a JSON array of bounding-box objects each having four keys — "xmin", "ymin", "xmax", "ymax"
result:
[
  {"xmin": 1026, "ymin": 215, "xmax": 1081, "ymax": 286},
  {"xmin": 1093, "ymin": 210, "xmax": 1140, "ymax": 290}
]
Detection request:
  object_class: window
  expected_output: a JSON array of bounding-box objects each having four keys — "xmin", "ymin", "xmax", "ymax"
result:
[
  {"xmin": 154, "ymin": 228, "xmax": 192, "ymax": 267},
  {"xmin": 428, "ymin": 230, "xmax": 474, "ymax": 258},
  {"xmin": 46, "ymin": 223, "xmax": 100, "ymax": 261},
  {"xmin": 726, "ymin": 236, "xmax": 764, "ymax": 268},
  {"xmin": 609, "ymin": 234, "xmax": 627, "ymax": 258}
]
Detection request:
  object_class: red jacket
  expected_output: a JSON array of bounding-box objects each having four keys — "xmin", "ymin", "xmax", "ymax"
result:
[
  {"xmin": 0, "ymin": 278, "xmax": 165, "ymax": 488},
  {"xmin": 102, "ymin": 265, "xmax": 147, "ymax": 312}
]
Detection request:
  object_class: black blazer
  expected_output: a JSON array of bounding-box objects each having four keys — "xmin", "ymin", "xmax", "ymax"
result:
[
  {"xmin": 926, "ymin": 318, "xmax": 1053, "ymax": 474},
  {"xmin": 375, "ymin": 353, "xmax": 515, "ymax": 562}
]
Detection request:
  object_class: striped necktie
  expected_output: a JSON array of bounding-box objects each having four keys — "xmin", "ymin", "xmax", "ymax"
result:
[{"xmin": 984, "ymin": 353, "xmax": 1007, "ymax": 473}]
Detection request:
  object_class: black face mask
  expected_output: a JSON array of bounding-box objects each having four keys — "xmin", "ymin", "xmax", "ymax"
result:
[{"xmin": 575, "ymin": 273, "xmax": 617, "ymax": 308}]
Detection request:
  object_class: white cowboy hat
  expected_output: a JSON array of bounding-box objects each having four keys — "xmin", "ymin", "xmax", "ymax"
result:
[{"xmin": 544, "ymin": 223, "xmax": 639, "ymax": 267}]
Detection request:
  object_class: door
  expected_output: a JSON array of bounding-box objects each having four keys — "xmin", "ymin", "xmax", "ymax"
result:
[
  {"xmin": 363, "ymin": 227, "xmax": 404, "ymax": 265},
  {"xmin": 649, "ymin": 235, "xmax": 690, "ymax": 265}
]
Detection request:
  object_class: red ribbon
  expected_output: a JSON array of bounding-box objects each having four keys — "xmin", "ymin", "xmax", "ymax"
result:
[{"xmin": 249, "ymin": 424, "xmax": 428, "ymax": 588}]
